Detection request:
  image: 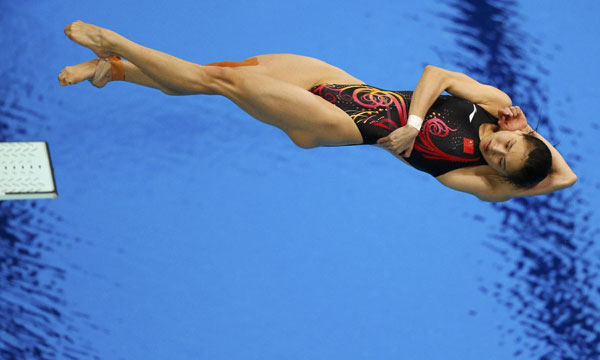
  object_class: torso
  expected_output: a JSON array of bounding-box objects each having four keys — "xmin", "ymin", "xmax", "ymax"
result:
[{"xmin": 308, "ymin": 84, "xmax": 499, "ymax": 177}]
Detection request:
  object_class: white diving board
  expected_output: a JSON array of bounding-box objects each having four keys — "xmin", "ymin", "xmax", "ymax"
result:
[{"xmin": 0, "ymin": 142, "xmax": 58, "ymax": 201}]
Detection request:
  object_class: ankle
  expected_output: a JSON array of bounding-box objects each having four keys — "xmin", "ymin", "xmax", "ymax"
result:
[
  {"xmin": 107, "ymin": 56, "xmax": 125, "ymax": 81},
  {"xmin": 101, "ymin": 28, "xmax": 124, "ymax": 58}
]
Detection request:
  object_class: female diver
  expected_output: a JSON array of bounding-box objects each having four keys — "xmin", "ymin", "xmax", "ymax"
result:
[{"xmin": 59, "ymin": 21, "xmax": 577, "ymax": 202}]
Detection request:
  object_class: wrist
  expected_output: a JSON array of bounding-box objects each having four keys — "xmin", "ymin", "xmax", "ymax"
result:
[{"xmin": 407, "ymin": 114, "xmax": 424, "ymax": 131}]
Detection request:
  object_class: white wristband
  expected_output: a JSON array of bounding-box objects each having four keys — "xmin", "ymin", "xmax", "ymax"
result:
[{"xmin": 407, "ymin": 114, "xmax": 424, "ymax": 131}]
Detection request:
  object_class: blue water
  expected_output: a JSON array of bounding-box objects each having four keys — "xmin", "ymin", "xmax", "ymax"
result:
[{"xmin": 1, "ymin": 0, "xmax": 599, "ymax": 359}]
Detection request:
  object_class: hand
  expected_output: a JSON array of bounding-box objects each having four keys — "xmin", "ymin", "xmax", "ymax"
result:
[
  {"xmin": 498, "ymin": 106, "xmax": 528, "ymax": 131},
  {"xmin": 377, "ymin": 125, "xmax": 420, "ymax": 157}
]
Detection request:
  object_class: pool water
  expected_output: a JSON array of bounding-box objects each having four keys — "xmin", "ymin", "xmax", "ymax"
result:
[{"xmin": 1, "ymin": 1, "xmax": 599, "ymax": 359}]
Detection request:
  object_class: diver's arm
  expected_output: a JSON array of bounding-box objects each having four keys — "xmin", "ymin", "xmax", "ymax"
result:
[
  {"xmin": 437, "ymin": 162, "xmax": 576, "ymax": 202},
  {"xmin": 418, "ymin": 65, "xmax": 513, "ymax": 116},
  {"xmin": 376, "ymin": 65, "xmax": 448, "ymax": 155},
  {"xmin": 436, "ymin": 121, "xmax": 578, "ymax": 201},
  {"xmin": 407, "ymin": 65, "xmax": 450, "ymax": 118},
  {"xmin": 379, "ymin": 65, "xmax": 513, "ymax": 156}
]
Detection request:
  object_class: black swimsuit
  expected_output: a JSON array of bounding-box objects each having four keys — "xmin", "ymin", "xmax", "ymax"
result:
[{"xmin": 308, "ymin": 83, "xmax": 499, "ymax": 177}]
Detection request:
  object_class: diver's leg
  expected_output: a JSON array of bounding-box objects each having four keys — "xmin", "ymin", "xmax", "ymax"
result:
[
  {"xmin": 65, "ymin": 21, "xmax": 217, "ymax": 95},
  {"xmin": 64, "ymin": 21, "xmax": 365, "ymax": 93},
  {"xmin": 208, "ymin": 67, "xmax": 364, "ymax": 148},
  {"xmin": 63, "ymin": 21, "xmax": 363, "ymax": 147},
  {"xmin": 232, "ymin": 53, "xmax": 365, "ymax": 89},
  {"xmin": 59, "ymin": 58, "xmax": 181, "ymax": 95}
]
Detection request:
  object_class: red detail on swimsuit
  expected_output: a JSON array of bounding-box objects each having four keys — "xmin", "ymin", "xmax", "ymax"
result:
[
  {"xmin": 351, "ymin": 87, "xmax": 407, "ymax": 129},
  {"xmin": 414, "ymin": 117, "xmax": 481, "ymax": 162},
  {"xmin": 463, "ymin": 138, "xmax": 474, "ymax": 154},
  {"xmin": 310, "ymin": 84, "xmax": 407, "ymax": 131},
  {"xmin": 311, "ymin": 84, "xmax": 340, "ymax": 104}
]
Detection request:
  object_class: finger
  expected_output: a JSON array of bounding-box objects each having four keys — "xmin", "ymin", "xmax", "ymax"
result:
[{"xmin": 404, "ymin": 141, "xmax": 415, "ymax": 157}]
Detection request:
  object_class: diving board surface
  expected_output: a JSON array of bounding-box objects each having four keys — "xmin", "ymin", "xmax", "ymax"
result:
[{"xmin": 0, "ymin": 142, "xmax": 58, "ymax": 200}]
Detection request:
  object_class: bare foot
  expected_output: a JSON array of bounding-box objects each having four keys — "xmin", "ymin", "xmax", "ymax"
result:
[
  {"xmin": 64, "ymin": 20, "xmax": 118, "ymax": 58},
  {"xmin": 58, "ymin": 58, "xmax": 112, "ymax": 88}
]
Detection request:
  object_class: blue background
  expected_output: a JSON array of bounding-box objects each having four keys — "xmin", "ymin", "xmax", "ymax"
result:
[{"xmin": 1, "ymin": 1, "xmax": 599, "ymax": 359}]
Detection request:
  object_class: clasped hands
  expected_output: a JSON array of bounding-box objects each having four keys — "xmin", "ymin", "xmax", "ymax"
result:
[{"xmin": 377, "ymin": 106, "xmax": 529, "ymax": 157}]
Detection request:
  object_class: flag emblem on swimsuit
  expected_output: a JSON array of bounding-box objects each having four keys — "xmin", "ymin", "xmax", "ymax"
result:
[{"xmin": 463, "ymin": 138, "xmax": 474, "ymax": 154}]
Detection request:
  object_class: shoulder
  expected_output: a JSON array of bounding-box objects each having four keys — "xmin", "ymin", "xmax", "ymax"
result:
[{"xmin": 435, "ymin": 165, "xmax": 512, "ymax": 202}]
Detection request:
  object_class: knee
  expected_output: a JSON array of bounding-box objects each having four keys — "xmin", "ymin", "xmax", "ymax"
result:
[
  {"xmin": 289, "ymin": 131, "xmax": 319, "ymax": 149},
  {"xmin": 161, "ymin": 87, "xmax": 180, "ymax": 96},
  {"xmin": 201, "ymin": 65, "xmax": 238, "ymax": 95}
]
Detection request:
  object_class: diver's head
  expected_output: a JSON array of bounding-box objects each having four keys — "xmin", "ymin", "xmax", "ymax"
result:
[{"xmin": 480, "ymin": 129, "xmax": 552, "ymax": 188}]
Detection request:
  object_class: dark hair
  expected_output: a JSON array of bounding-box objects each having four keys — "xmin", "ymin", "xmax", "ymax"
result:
[{"xmin": 505, "ymin": 133, "xmax": 552, "ymax": 189}]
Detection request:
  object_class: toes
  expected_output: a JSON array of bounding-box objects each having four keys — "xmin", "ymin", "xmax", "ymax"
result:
[
  {"xmin": 58, "ymin": 69, "xmax": 67, "ymax": 85},
  {"xmin": 64, "ymin": 23, "xmax": 75, "ymax": 40},
  {"xmin": 58, "ymin": 67, "xmax": 78, "ymax": 86},
  {"xmin": 64, "ymin": 21, "xmax": 82, "ymax": 39}
]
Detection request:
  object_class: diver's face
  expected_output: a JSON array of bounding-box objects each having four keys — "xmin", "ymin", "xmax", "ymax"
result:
[{"xmin": 480, "ymin": 130, "xmax": 529, "ymax": 176}]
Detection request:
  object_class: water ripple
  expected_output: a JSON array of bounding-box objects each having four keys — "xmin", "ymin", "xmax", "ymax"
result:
[
  {"xmin": 439, "ymin": 0, "xmax": 599, "ymax": 358},
  {"xmin": 0, "ymin": 2, "xmax": 100, "ymax": 359}
]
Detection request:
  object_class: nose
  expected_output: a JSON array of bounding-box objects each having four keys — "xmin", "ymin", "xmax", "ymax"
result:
[
  {"xmin": 489, "ymin": 143, "xmax": 506, "ymax": 155},
  {"xmin": 491, "ymin": 147, "xmax": 505, "ymax": 154}
]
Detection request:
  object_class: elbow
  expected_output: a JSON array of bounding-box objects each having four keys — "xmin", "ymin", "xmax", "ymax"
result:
[
  {"xmin": 501, "ymin": 92, "xmax": 512, "ymax": 108},
  {"xmin": 424, "ymin": 64, "xmax": 442, "ymax": 75},
  {"xmin": 423, "ymin": 64, "xmax": 452, "ymax": 90},
  {"xmin": 554, "ymin": 173, "xmax": 578, "ymax": 190}
]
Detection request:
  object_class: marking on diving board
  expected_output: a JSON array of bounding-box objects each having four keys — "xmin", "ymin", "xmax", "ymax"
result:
[{"xmin": 0, "ymin": 142, "xmax": 58, "ymax": 201}]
